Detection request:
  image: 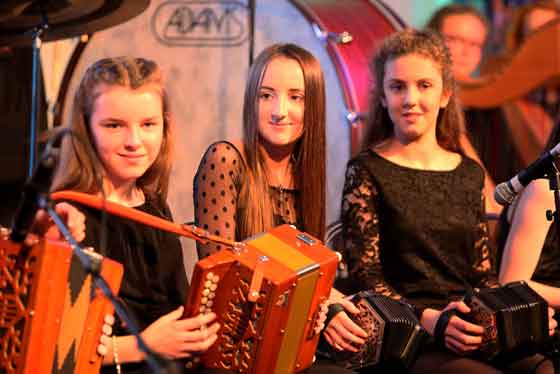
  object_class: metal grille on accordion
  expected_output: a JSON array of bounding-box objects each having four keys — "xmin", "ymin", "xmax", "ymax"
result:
[
  {"xmin": 317, "ymin": 291, "xmax": 428, "ymax": 371},
  {"xmin": 0, "ymin": 229, "xmax": 123, "ymax": 374},
  {"xmin": 462, "ymin": 281, "xmax": 549, "ymax": 361},
  {"xmin": 183, "ymin": 224, "xmax": 339, "ymax": 374}
]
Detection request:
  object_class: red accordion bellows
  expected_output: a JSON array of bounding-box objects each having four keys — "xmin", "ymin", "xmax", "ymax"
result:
[{"xmin": 0, "ymin": 231, "xmax": 123, "ymax": 373}]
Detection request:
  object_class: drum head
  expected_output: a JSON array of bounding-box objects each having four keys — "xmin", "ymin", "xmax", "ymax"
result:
[{"xmin": 57, "ymin": 0, "xmax": 401, "ymax": 273}]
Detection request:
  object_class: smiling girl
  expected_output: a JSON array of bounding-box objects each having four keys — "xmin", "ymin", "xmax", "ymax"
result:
[
  {"xmin": 53, "ymin": 57, "xmax": 220, "ymax": 373},
  {"xmin": 340, "ymin": 29, "xmax": 555, "ymax": 373}
]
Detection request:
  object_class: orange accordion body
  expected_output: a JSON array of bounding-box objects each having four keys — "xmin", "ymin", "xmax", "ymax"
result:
[
  {"xmin": 184, "ymin": 224, "xmax": 339, "ymax": 374},
  {"xmin": 0, "ymin": 230, "xmax": 123, "ymax": 374}
]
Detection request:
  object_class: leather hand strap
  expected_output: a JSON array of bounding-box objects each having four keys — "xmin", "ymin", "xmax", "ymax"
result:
[{"xmin": 434, "ymin": 309, "xmax": 456, "ymax": 348}]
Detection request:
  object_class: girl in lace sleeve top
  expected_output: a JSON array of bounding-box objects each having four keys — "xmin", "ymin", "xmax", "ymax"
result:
[
  {"xmin": 340, "ymin": 29, "xmax": 555, "ymax": 373},
  {"xmin": 194, "ymin": 45, "xmax": 325, "ymax": 260},
  {"xmin": 193, "ymin": 44, "xmax": 366, "ymax": 373}
]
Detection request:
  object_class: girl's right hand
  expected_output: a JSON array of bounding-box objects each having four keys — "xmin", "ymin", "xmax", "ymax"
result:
[
  {"xmin": 422, "ymin": 301, "xmax": 485, "ymax": 355},
  {"xmin": 141, "ymin": 306, "xmax": 220, "ymax": 359}
]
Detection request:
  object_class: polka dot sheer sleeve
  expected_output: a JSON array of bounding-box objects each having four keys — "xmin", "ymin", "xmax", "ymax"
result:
[{"xmin": 193, "ymin": 141, "xmax": 244, "ymax": 259}]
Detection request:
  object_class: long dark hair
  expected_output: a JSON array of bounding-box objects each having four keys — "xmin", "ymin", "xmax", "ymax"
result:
[{"xmin": 239, "ymin": 43, "xmax": 326, "ymax": 240}]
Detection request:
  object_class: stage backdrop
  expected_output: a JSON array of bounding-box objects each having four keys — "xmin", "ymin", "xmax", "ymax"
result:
[{"xmin": 43, "ymin": 0, "xmax": 436, "ymax": 278}]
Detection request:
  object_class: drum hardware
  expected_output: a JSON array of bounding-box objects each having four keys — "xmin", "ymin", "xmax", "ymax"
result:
[
  {"xmin": 346, "ymin": 111, "xmax": 365, "ymax": 127},
  {"xmin": 311, "ymin": 23, "xmax": 353, "ymax": 44},
  {"xmin": 0, "ymin": 0, "xmax": 150, "ymax": 179}
]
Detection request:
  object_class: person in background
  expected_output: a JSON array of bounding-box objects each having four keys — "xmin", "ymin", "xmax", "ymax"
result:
[{"xmin": 498, "ymin": 121, "xmax": 560, "ymax": 310}]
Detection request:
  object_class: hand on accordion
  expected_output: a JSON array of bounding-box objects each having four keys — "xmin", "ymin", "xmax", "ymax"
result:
[
  {"xmin": 96, "ymin": 314, "xmax": 115, "ymax": 357},
  {"xmin": 25, "ymin": 202, "xmax": 86, "ymax": 245},
  {"xmin": 141, "ymin": 306, "xmax": 220, "ymax": 359},
  {"xmin": 547, "ymin": 307, "xmax": 558, "ymax": 336},
  {"xmin": 424, "ymin": 301, "xmax": 485, "ymax": 356},
  {"xmin": 322, "ymin": 298, "xmax": 368, "ymax": 353}
]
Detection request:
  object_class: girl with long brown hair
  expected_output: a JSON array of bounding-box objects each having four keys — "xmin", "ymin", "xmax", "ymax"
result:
[
  {"xmin": 53, "ymin": 56, "xmax": 220, "ymax": 373},
  {"xmin": 194, "ymin": 43, "xmax": 365, "ymax": 373}
]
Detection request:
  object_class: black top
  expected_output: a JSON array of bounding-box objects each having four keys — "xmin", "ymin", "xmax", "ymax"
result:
[
  {"xmin": 340, "ymin": 150, "xmax": 498, "ymax": 317},
  {"xmin": 77, "ymin": 197, "xmax": 188, "ymax": 373},
  {"xmin": 193, "ymin": 141, "xmax": 302, "ymax": 258},
  {"xmin": 498, "ymin": 207, "xmax": 560, "ymax": 288}
]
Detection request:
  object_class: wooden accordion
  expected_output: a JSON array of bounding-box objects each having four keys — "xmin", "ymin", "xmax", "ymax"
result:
[
  {"xmin": 319, "ymin": 291, "xmax": 428, "ymax": 370},
  {"xmin": 0, "ymin": 230, "xmax": 123, "ymax": 374},
  {"xmin": 462, "ymin": 281, "xmax": 548, "ymax": 360},
  {"xmin": 184, "ymin": 224, "xmax": 339, "ymax": 374}
]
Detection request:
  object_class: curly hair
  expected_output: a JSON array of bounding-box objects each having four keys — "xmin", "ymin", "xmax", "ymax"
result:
[{"xmin": 363, "ymin": 29, "xmax": 465, "ymax": 154}]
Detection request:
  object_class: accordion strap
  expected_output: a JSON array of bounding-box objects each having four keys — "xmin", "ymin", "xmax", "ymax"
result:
[
  {"xmin": 434, "ymin": 309, "xmax": 456, "ymax": 348},
  {"xmin": 51, "ymin": 190, "xmax": 242, "ymax": 249}
]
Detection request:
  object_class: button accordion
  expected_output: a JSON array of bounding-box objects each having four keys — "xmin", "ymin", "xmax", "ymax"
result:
[
  {"xmin": 461, "ymin": 281, "xmax": 549, "ymax": 360},
  {"xmin": 319, "ymin": 291, "xmax": 428, "ymax": 370},
  {"xmin": 184, "ymin": 224, "xmax": 339, "ymax": 374},
  {"xmin": 0, "ymin": 230, "xmax": 123, "ymax": 374}
]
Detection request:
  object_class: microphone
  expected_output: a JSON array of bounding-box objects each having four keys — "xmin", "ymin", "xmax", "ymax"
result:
[
  {"xmin": 494, "ymin": 141, "xmax": 560, "ymax": 206},
  {"xmin": 9, "ymin": 133, "xmax": 62, "ymax": 242}
]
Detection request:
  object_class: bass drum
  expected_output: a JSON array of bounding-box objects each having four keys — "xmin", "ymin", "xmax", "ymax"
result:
[{"xmin": 57, "ymin": 0, "xmax": 403, "ymax": 274}]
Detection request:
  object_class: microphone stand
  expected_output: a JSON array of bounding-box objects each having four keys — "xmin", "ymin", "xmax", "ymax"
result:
[
  {"xmin": 38, "ymin": 194, "xmax": 168, "ymax": 374},
  {"xmin": 26, "ymin": 7, "xmax": 49, "ymax": 178},
  {"xmin": 545, "ymin": 163, "xmax": 560, "ymax": 374}
]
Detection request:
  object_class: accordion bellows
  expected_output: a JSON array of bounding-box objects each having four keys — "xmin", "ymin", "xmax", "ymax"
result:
[
  {"xmin": 0, "ymin": 232, "xmax": 123, "ymax": 373},
  {"xmin": 319, "ymin": 291, "xmax": 428, "ymax": 370},
  {"xmin": 462, "ymin": 281, "xmax": 548, "ymax": 360},
  {"xmin": 184, "ymin": 224, "xmax": 339, "ymax": 374}
]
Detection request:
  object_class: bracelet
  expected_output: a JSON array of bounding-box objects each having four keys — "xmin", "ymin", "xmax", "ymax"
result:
[
  {"xmin": 112, "ymin": 335, "xmax": 122, "ymax": 374},
  {"xmin": 325, "ymin": 302, "xmax": 345, "ymax": 328}
]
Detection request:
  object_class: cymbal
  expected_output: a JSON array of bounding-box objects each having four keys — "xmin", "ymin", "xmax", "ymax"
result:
[{"xmin": 0, "ymin": 0, "xmax": 150, "ymax": 46}]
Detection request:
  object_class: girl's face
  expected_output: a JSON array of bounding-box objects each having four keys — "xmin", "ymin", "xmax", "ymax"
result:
[
  {"xmin": 89, "ymin": 84, "xmax": 164, "ymax": 188},
  {"xmin": 381, "ymin": 53, "xmax": 450, "ymax": 144},
  {"xmin": 257, "ymin": 57, "xmax": 305, "ymax": 148}
]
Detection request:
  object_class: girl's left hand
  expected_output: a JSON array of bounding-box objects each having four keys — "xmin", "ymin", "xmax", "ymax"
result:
[{"xmin": 25, "ymin": 202, "xmax": 86, "ymax": 245}]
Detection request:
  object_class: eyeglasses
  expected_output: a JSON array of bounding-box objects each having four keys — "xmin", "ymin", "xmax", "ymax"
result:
[{"xmin": 442, "ymin": 34, "xmax": 484, "ymax": 51}]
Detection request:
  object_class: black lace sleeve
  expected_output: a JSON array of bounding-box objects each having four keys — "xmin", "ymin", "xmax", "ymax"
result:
[
  {"xmin": 341, "ymin": 160, "xmax": 404, "ymax": 301},
  {"xmin": 472, "ymin": 195, "xmax": 500, "ymax": 288},
  {"xmin": 193, "ymin": 141, "xmax": 244, "ymax": 259}
]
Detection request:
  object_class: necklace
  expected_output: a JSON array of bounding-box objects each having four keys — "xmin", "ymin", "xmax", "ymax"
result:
[{"xmin": 269, "ymin": 159, "xmax": 293, "ymax": 221}]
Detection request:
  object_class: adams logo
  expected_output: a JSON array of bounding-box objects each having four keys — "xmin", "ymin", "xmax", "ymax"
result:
[{"xmin": 152, "ymin": 0, "xmax": 249, "ymax": 47}]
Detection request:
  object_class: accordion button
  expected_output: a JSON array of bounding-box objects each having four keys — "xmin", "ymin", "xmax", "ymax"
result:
[
  {"xmin": 205, "ymin": 280, "xmax": 212, "ymax": 288},
  {"xmin": 213, "ymin": 275, "xmax": 220, "ymax": 283},
  {"xmin": 207, "ymin": 300, "xmax": 214, "ymax": 307},
  {"xmin": 210, "ymin": 284, "xmax": 218, "ymax": 291},
  {"xmin": 202, "ymin": 289, "xmax": 210, "ymax": 296},
  {"xmin": 209, "ymin": 292, "xmax": 216, "ymax": 299},
  {"xmin": 186, "ymin": 362, "xmax": 193, "ymax": 368},
  {"xmin": 199, "ymin": 306, "xmax": 206, "ymax": 313},
  {"xmin": 201, "ymin": 297, "xmax": 208, "ymax": 305},
  {"xmin": 207, "ymin": 272, "xmax": 214, "ymax": 280}
]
